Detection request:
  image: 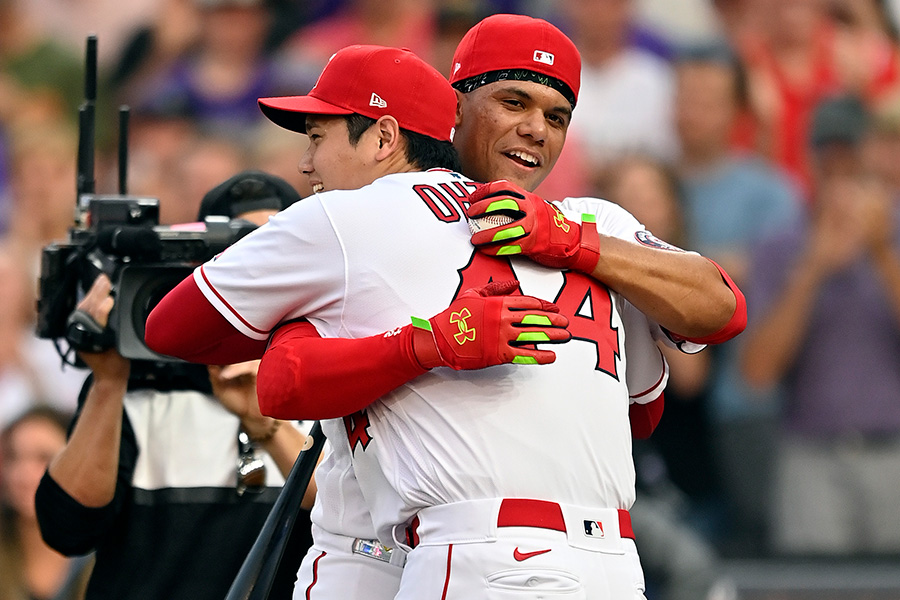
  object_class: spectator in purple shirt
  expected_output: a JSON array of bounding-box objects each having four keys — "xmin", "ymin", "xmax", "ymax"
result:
[{"xmin": 741, "ymin": 93, "xmax": 900, "ymax": 556}]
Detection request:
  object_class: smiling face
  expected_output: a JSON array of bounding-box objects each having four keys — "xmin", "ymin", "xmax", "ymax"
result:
[
  {"xmin": 298, "ymin": 115, "xmax": 381, "ymax": 194},
  {"xmin": 453, "ymin": 80, "xmax": 571, "ymax": 192}
]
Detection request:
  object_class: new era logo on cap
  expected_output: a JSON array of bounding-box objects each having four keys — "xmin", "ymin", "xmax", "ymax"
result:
[
  {"xmin": 258, "ymin": 45, "xmax": 457, "ymax": 142},
  {"xmin": 533, "ymin": 50, "xmax": 554, "ymax": 66}
]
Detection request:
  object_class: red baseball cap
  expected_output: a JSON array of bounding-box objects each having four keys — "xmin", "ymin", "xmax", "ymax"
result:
[
  {"xmin": 259, "ymin": 45, "xmax": 457, "ymax": 142},
  {"xmin": 449, "ymin": 14, "xmax": 581, "ymax": 107}
]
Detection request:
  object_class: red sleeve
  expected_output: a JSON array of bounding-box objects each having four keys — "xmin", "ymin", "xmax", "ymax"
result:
[
  {"xmin": 676, "ymin": 259, "xmax": 747, "ymax": 346},
  {"xmin": 629, "ymin": 394, "xmax": 664, "ymax": 439},
  {"xmin": 256, "ymin": 321, "xmax": 429, "ymax": 420},
  {"xmin": 144, "ymin": 276, "xmax": 267, "ymax": 364}
]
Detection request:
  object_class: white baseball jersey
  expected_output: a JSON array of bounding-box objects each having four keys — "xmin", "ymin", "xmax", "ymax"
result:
[
  {"xmin": 293, "ymin": 421, "xmax": 403, "ymax": 600},
  {"xmin": 195, "ymin": 169, "xmax": 671, "ymax": 545}
]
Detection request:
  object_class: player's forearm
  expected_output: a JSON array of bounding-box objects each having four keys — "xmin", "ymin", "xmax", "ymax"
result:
[
  {"xmin": 740, "ymin": 264, "xmax": 823, "ymax": 388},
  {"xmin": 257, "ymin": 321, "xmax": 428, "ymax": 420},
  {"xmin": 145, "ymin": 276, "xmax": 268, "ymax": 364},
  {"xmin": 48, "ymin": 377, "xmax": 127, "ymax": 508},
  {"xmin": 590, "ymin": 236, "xmax": 744, "ymax": 341}
]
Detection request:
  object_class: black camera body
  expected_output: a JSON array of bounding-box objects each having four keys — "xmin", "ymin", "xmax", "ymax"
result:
[{"xmin": 37, "ymin": 194, "xmax": 256, "ymax": 362}]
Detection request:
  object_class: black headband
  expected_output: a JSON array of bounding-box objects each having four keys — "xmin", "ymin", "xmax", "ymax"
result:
[{"xmin": 452, "ymin": 68, "xmax": 576, "ymax": 109}]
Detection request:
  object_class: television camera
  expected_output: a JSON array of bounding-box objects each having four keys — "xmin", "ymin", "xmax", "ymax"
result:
[{"xmin": 36, "ymin": 35, "xmax": 256, "ymax": 364}]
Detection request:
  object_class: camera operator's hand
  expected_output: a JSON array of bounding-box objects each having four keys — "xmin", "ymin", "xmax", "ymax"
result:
[
  {"xmin": 75, "ymin": 274, "xmax": 130, "ymax": 382},
  {"xmin": 208, "ymin": 361, "xmax": 279, "ymax": 442}
]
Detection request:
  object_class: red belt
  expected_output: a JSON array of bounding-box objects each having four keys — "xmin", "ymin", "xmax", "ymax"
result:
[
  {"xmin": 497, "ymin": 498, "xmax": 634, "ymax": 539},
  {"xmin": 406, "ymin": 499, "xmax": 634, "ymax": 548}
]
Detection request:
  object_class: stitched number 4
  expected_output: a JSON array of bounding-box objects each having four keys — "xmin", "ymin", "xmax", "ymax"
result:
[
  {"xmin": 455, "ymin": 253, "xmax": 620, "ymax": 378},
  {"xmin": 344, "ymin": 410, "xmax": 373, "ymax": 451}
]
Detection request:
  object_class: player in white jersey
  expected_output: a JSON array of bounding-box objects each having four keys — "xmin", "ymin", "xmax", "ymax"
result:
[
  {"xmin": 147, "ymin": 16, "xmax": 747, "ymax": 599},
  {"xmin": 146, "ymin": 43, "xmax": 569, "ymax": 600}
]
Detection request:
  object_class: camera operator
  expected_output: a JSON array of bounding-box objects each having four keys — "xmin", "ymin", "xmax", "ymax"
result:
[{"xmin": 33, "ymin": 171, "xmax": 312, "ymax": 600}]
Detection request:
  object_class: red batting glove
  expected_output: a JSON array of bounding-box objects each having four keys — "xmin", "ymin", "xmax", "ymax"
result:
[
  {"xmin": 411, "ymin": 280, "xmax": 570, "ymax": 370},
  {"xmin": 467, "ymin": 180, "xmax": 601, "ymax": 273}
]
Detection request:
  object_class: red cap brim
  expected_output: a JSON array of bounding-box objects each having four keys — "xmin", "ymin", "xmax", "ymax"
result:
[{"xmin": 258, "ymin": 95, "xmax": 354, "ymax": 133}]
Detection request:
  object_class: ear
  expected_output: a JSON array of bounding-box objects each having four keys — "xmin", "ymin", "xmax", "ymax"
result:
[
  {"xmin": 373, "ymin": 116, "xmax": 403, "ymax": 161},
  {"xmin": 454, "ymin": 89, "xmax": 464, "ymax": 127}
]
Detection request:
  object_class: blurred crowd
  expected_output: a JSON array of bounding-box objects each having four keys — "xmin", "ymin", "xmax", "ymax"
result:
[{"xmin": 2, "ymin": 0, "xmax": 900, "ymax": 598}]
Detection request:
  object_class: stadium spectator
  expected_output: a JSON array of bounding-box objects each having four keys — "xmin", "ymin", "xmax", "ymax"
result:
[
  {"xmin": 741, "ymin": 94, "xmax": 900, "ymax": 556},
  {"xmin": 673, "ymin": 43, "xmax": 802, "ymax": 556},
  {"xmin": 0, "ymin": 406, "xmax": 92, "ymax": 600},
  {"xmin": 560, "ymin": 0, "xmax": 678, "ymax": 191}
]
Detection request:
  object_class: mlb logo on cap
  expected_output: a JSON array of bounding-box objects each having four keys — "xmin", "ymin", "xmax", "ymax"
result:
[
  {"xmin": 449, "ymin": 13, "xmax": 581, "ymax": 105},
  {"xmin": 533, "ymin": 50, "xmax": 555, "ymax": 66}
]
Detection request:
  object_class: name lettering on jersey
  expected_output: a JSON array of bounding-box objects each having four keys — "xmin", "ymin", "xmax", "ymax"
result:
[
  {"xmin": 449, "ymin": 307, "xmax": 476, "ymax": 344},
  {"xmin": 583, "ymin": 520, "xmax": 605, "ymax": 538},
  {"xmin": 414, "ymin": 181, "xmax": 479, "ymax": 223},
  {"xmin": 455, "ymin": 253, "xmax": 620, "ymax": 377},
  {"xmin": 383, "ymin": 327, "xmax": 403, "ymax": 338},
  {"xmin": 344, "ymin": 409, "xmax": 373, "ymax": 451}
]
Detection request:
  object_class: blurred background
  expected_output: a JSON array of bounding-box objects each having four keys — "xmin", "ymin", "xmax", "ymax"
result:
[{"xmin": 2, "ymin": 0, "xmax": 900, "ymax": 598}]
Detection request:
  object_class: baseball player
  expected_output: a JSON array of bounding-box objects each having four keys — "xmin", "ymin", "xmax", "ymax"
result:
[
  {"xmin": 147, "ymin": 43, "xmax": 569, "ymax": 600},
  {"xmin": 147, "ymin": 16, "xmax": 746, "ymax": 600}
]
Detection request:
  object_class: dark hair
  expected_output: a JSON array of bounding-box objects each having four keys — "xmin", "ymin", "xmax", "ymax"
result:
[
  {"xmin": 344, "ymin": 114, "xmax": 462, "ymax": 172},
  {"xmin": 1, "ymin": 406, "xmax": 72, "ymax": 448},
  {"xmin": 452, "ymin": 69, "xmax": 576, "ymax": 109},
  {"xmin": 675, "ymin": 42, "xmax": 750, "ymax": 110}
]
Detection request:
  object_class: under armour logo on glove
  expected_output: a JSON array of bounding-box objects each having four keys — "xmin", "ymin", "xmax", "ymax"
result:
[
  {"xmin": 410, "ymin": 280, "xmax": 571, "ymax": 370},
  {"xmin": 450, "ymin": 308, "xmax": 476, "ymax": 344}
]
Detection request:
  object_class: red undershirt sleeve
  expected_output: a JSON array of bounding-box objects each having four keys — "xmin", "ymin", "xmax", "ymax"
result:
[
  {"xmin": 256, "ymin": 321, "xmax": 429, "ymax": 420},
  {"xmin": 670, "ymin": 258, "xmax": 747, "ymax": 346},
  {"xmin": 144, "ymin": 276, "xmax": 268, "ymax": 364},
  {"xmin": 629, "ymin": 393, "xmax": 665, "ymax": 439}
]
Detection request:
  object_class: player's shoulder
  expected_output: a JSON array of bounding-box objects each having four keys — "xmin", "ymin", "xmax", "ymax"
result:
[
  {"xmin": 383, "ymin": 168, "xmax": 473, "ymax": 187},
  {"xmin": 556, "ymin": 195, "xmax": 642, "ymax": 227},
  {"xmin": 554, "ymin": 195, "xmax": 647, "ymax": 243}
]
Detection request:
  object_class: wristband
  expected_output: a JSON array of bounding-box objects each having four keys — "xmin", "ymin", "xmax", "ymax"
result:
[{"xmin": 248, "ymin": 419, "xmax": 281, "ymax": 444}]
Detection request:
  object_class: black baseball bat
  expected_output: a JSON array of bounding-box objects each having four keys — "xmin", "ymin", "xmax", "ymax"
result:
[{"xmin": 225, "ymin": 421, "xmax": 325, "ymax": 600}]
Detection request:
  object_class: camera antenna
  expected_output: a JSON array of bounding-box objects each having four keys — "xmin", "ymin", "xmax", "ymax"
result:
[
  {"xmin": 118, "ymin": 105, "xmax": 129, "ymax": 194},
  {"xmin": 76, "ymin": 35, "xmax": 97, "ymax": 200}
]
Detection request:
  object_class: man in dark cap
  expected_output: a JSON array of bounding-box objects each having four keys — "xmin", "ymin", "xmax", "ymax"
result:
[{"xmin": 198, "ymin": 169, "xmax": 301, "ymax": 222}]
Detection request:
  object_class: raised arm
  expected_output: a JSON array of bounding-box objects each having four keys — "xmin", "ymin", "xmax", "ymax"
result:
[
  {"xmin": 467, "ymin": 180, "xmax": 746, "ymax": 344},
  {"xmin": 46, "ymin": 274, "xmax": 130, "ymax": 509}
]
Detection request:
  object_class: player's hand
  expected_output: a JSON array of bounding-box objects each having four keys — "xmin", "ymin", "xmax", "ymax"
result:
[
  {"xmin": 466, "ymin": 180, "xmax": 601, "ymax": 273},
  {"xmin": 411, "ymin": 280, "xmax": 570, "ymax": 370}
]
